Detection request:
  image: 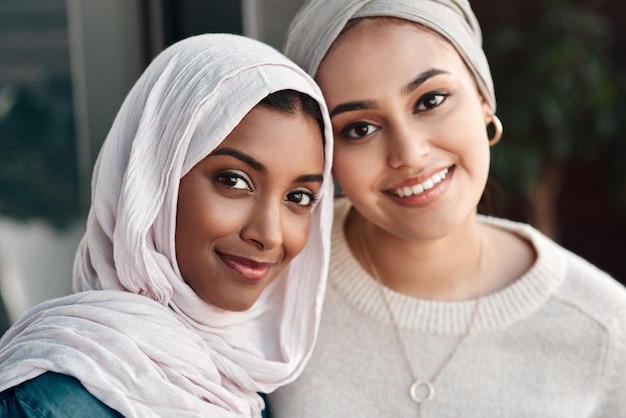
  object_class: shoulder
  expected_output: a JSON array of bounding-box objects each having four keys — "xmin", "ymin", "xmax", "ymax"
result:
[
  {"xmin": 555, "ymin": 245, "xmax": 626, "ymax": 331},
  {"xmin": 0, "ymin": 371, "xmax": 123, "ymax": 418},
  {"xmin": 481, "ymin": 215, "xmax": 626, "ymax": 329}
]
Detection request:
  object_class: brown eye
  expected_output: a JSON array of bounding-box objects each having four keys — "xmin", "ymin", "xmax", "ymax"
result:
[
  {"xmin": 285, "ymin": 189, "xmax": 318, "ymax": 208},
  {"xmin": 215, "ymin": 171, "xmax": 252, "ymax": 191},
  {"xmin": 340, "ymin": 121, "xmax": 380, "ymax": 140},
  {"xmin": 416, "ymin": 93, "xmax": 448, "ymax": 112}
]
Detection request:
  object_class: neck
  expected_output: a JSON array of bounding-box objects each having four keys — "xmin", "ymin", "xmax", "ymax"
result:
[{"xmin": 348, "ymin": 210, "xmax": 485, "ymax": 301}]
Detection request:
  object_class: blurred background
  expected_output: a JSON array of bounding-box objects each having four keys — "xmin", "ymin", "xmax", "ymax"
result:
[{"xmin": 0, "ymin": 0, "xmax": 624, "ymax": 335}]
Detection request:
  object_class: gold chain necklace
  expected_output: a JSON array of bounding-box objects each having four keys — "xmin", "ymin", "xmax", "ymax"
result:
[{"xmin": 359, "ymin": 226, "xmax": 483, "ymax": 417}]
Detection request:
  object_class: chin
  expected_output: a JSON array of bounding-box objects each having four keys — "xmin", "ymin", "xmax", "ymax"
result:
[
  {"xmin": 200, "ymin": 284, "xmax": 268, "ymax": 312},
  {"xmin": 225, "ymin": 301, "xmax": 256, "ymax": 312},
  {"xmin": 209, "ymin": 295, "xmax": 258, "ymax": 312}
]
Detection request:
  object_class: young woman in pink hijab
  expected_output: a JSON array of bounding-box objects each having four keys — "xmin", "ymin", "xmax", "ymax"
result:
[
  {"xmin": 0, "ymin": 33, "xmax": 334, "ymax": 417},
  {"xmin": 267, "ymin": 1, "xmax": 626, "ymax": 417}
]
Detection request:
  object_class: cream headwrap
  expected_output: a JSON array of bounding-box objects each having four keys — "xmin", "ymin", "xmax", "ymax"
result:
[
  {"xmin": 0, "ymin": 33, "xmax": 333, "ymax": 417},
  {"xmin": 284, "ymin": 0, "xmax": 496, "ymax": 111}
]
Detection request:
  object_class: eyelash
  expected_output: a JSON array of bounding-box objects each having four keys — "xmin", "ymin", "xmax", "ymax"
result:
[
  {"xmin": 215, "ymin": 171, "xmax": 319, "ymax": 209},
  {"xmin": 415, "ymin": 91, "xmax": 449, "ymax": 112},
  {"xmin": 215, "ymin": 171, "xmax": 252, "ymax": 191},
  {"xmin": 339, "ymin": 122, "xmax": 379, "ymax": 140},
  {"xmin": 285, "ymin": 190, "xmax": 320, "ymax": 209},
  {"xmin": 337, "ymin": 91, "xmax": 450, "ymax": 141}
]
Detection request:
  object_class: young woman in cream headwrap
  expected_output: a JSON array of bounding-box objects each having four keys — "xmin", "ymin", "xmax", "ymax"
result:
[
  {"xmin": 266, "ymin": 1, "xmax": 626, "ymax": 417},
  {"xmin": 0, "ymin": 33, "xmax": 334, "ymax": 417}
]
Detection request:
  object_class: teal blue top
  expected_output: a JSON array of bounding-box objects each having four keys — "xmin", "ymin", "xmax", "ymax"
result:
[{"xmin": 0, "ymin": 371, "xmax": 122, "ymax": 418}]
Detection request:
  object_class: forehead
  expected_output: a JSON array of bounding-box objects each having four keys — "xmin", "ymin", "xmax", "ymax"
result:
[
  {"xmin": 337, "ymin": 17, "xmax": 447, "ymax": 50},
  {"xmin": 317, "ymin": 20, "xmax": 468, "ymax": 103},
  {"xmin": 214, "ymin": 105, "xmax": 324, "ymax": 165}
]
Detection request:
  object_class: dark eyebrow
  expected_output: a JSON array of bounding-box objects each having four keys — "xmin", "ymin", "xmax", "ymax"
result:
[
  {"xmin": 211, "ymin": 148, "xmax": 265, "ymax": 172},
  {"xmin": 402, "ymin": 68, "xmax": 449, "ymax": 96},
  {"xmin": 212, "ymin": 148, "xmax": 323, "ymax": 184},
  {"xmin": 329, "ymin": 100, "xmax": 377, "ymax": 118},
  {"xmin": 296, "ymin": 174, "xmax": 324, "ymax": 184},
  {"xmin": 329, "ymin": 69, "xmax": 449, "ymax": 118}
]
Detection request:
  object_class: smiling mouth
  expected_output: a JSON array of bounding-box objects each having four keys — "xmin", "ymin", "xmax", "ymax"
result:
[
  {"xmin": 390, "ymin": 167, "xmax": 450, "ymax": 197},
  {"xmin": 218, "ymin": 252, "xmax": 272, "ymax": 282}
]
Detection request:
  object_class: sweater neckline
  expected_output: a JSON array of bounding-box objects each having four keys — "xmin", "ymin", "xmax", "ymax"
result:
[{"xmin": 329, "ymin": 199, "xmax": 567, "ymax": 334}]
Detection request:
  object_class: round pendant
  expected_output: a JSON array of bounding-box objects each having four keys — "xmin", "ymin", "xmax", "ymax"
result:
[{"xmin": 409, "ymin": 380, "xmax": 435, "ymax": 404}]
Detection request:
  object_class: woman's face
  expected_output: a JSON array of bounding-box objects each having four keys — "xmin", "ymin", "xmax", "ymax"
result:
[
  {"xmin": 175, "ymin": 105, "xmax": 324, "ymax": 311},
  {"xmin": 317, "ymin": 20, "xmax": 492, "ymax": 240}
]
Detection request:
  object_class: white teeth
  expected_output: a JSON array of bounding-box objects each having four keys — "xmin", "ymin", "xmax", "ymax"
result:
[
  {"xmin": 394, "ymin": 168, "xmax": 449, "ymax": 198},
  {"xmin": 411, "ymin": 183, "xmax": 424, "ymax": 194}
]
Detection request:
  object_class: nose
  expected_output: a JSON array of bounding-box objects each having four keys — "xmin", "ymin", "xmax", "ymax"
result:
[
  {"xmin": 240, "ymin": 197, "xmax": 283, "ymax": 251},
  {"xmin": 386, "ymin": 119, "xmax": 430, "ymax": 169}
]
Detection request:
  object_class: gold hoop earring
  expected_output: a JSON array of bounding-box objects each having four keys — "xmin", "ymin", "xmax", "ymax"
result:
[{"xmin": 487, "ymin": 115, "xmax": 503, "ymax": 146}]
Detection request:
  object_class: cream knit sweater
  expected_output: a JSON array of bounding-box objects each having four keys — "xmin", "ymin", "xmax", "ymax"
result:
[{"xmin": 268, "ymin": 199, "xmax": 626, "ymax": 417}]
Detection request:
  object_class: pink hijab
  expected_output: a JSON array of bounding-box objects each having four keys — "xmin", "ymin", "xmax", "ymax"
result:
[{"xmin": 0, "ymin": 33, "xmax": 333, "ymax": 417}]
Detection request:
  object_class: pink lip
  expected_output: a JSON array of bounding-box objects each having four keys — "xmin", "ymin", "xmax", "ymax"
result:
[
  {"xmin": 217, "ymin": 252, "xmax": 272, "ymax": 282},
  {"xmin": 385, "ymin": 166, "xmax": 453, "ymax": 208},
  {"xmin": 387, "ymin": 166, "xmax": 452, "ymax": 190}
]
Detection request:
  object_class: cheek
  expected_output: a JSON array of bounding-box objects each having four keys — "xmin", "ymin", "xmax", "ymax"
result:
[
  {"xmin": 176, "ymin": 195, "xmax": 244, "ymax": 255},
  {"xmin": 443, "ymin": 107, "xmax": 491, "ymax": 169},
  {"xmin": 282, "ymin": 213, "xmax": 312, "ymax": 262},
  {"xmin": 175, "ymin": 200, "xmax": 218, "ymax": 270},
  {"xmin": 332, "ymin": 144, "xmax": 379, "ymax": 193},
  {"xmin": 466, "ymin": 119, "xmax": 491, "ymax": 169}
]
